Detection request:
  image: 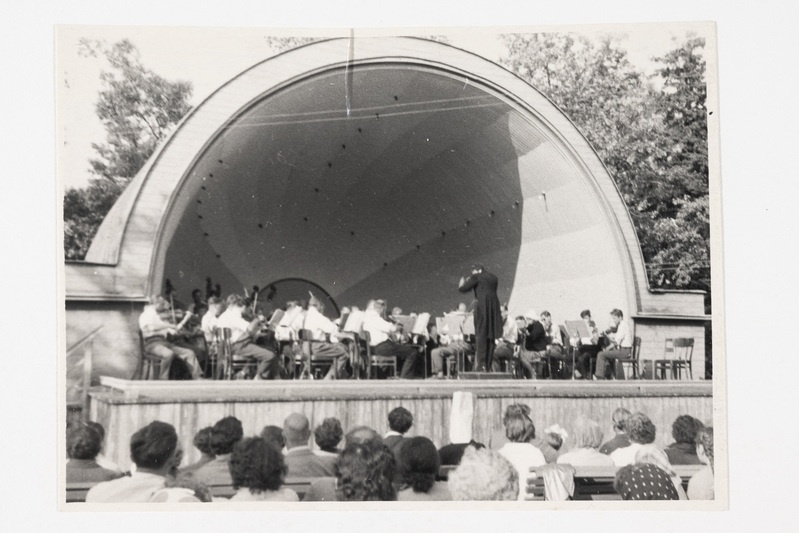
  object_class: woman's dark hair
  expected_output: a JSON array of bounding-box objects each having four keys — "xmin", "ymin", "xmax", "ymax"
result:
[
  {"xmin": 398, "ymin": 436, "xmax": 440, "ymax": 493},
  {"xmin": 85, "ymin": 421, "xmax": 106, "ymax": 442},
  {"xmin": 625, "ymin": 413, "xmax": 656, "ymax": 445},
  {"xmin": 130, "ymin": 421, "xmax": 178, "ymax": 470},
  {"xmin": 671, "ymin": 415, "xmax": 704, "ymax": 445},
  {"xmin": 228, "ymin": 437, "xmax": 288, "ymax": 493},
  {"xmin": 67, "ymin": 425, "xmax": 103, "ymax": 460},
  {"xmin": 193, "ymin": 427, "xmax": 215, "ymax": 457},
  {"xmin": 260, "ymin": 425, "xmax": 286, "ymax": 452},
  {"xmin": 336, "ymin": 442, "xmax": 397, "ymax": 501},
  {"xmin": 210, "ymin": 416, "xmax": 244, "ymax": 455},
  {"xmin": 314, "ymin": 418, "xmax": 344, "ymax": 451},
  {"xmin": 388, "ymin": 407, "xmax": 413, "ymax": 434}
]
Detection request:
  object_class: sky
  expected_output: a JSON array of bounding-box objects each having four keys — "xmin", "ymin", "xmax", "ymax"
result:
[{"xmin": 56, "ymin": 22, "xmax": 710, "ymax": 190}]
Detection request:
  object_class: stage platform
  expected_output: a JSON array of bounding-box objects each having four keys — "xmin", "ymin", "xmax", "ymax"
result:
[{"xmin": 90, "ymin": 377, "xmax": 713, "ymax": 471}]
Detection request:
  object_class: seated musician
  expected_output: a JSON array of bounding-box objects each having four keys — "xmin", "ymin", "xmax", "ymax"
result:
[
  {"xmin": 139, "ymin": 296, "xmax": 202, "ymax": 379},
  {"xmin": 362, "ymin": 299, "xmax": 418, "ymax": 379},
  {"xmin": 492, "ymin": 305, "xmax": 520, "ymax": 375},
  {"xmin": 540, "ymin": 311, "xmax": 570, "ymax": 379},
  {"xmin": 200, "ymin": 296, "xmax": 225, "ymax": 344},
  {"xmin": 299, "ymin": 295, "xmax": 351, "ymax": 379},
  {"xmin": 518, "ymin": 310, "xmax": 547, "ymax": 379},
  {"xmin": 216, "ymin": 294, "xmax": 281, "ymax": 380},
  {"xmin": 593, "ymin": 308, "xmax": 633, "ymax": 380},
  {"xmin": 430, "ymin": 321, "xmax": 474, "ymax": 379},
  {"xmin": 574, "ymin": 309, "xmax": 601, "ymax": 380},
  {"xmin": 188, "ymin": 288, "xmax": 209, "ymax": 320}
]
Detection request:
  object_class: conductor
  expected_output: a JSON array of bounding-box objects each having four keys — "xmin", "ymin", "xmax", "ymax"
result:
[{"xmin": 458, "ymin": 264, "xmax": 503, "ymax": 372}]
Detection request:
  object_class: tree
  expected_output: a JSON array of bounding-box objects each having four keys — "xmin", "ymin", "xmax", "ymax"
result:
[{"xmin": 64, "ymin": 39, "xmax": 193, "ymax": 260}]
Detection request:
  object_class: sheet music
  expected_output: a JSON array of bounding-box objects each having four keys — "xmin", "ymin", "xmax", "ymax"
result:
[
  {"xmin": 565, "ymin": 320, "xmax": 593, "ymax": 343},
  {"xmin": 412, "ymin": 313, "xmax": 430, "ymax": 336},
  {"xmin": 268, "ymin": 308, "xmax": 285, "ymax": 327},
  {"xmin": 462, "ymin": 314, "xmax": 475, "ymax": 336}
]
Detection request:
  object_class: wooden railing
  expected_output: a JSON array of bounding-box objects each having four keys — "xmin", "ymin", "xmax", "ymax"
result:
[{"xmin": 66, "ymin": 325, "xmax": 104, "ymax": 421}]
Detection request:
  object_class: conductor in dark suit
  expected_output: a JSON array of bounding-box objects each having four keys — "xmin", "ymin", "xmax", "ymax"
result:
[{"xmin": 458, "ymin": 264, "xmax": 503, "ymax": 372}]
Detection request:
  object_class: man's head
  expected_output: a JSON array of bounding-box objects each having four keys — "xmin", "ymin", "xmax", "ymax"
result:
[
  {"xmin": 388, "ymin": 407, "xmax": 413, "ymax": 435},
  {"xmin": 391, "ymin": 307, "xmax": 403, "ymax": 316},
  {"xmin": 470, "ymin": 264, "xmax": 484, "ymax": 275},
  {"xmin": 625, "ymin": 413, "xmax": 656, "ymax": 445},
  {"xmin": 308, "ymin": 292, "xmax": 324, "ymax": 312},
  {"xmin": 539, "ymin": 311, "xmax": 552, "ymax": 330},
  {"xmin": 314, "ymin": 418, "xmax": 344, "ymax": 451},
  {"xmin": 130, "ymin": 421, "xmax": 181, "ymax": 474},
  {"xmin": 210, "ymin": 416, "xmax": 244, "ymax": 456},
  {"xmin": 610, "ymin": 308, "xmax": 624, "ymax": 326},
  {"xmin": 207, "ymin": 296, "xmax": 224, "ymax": 316},
  {"xmin": 260, "ymin": 425, "xmax": 286, "ymax": 452},
  {"xmin": 515, "ymin": 316, "xmax": 527, "ymax": 330},
  {"xmin": 192, "ymin": 426, "xmax": 215, "ymax": 458},
  {"xmin": 457, "ymin": 302, "xmax": 468, "ymax": 313},
  {"xmin": 671, "ymin": 415, "xmax": 704, "ymax": 445},
  {"xmin": 612, "ymin": 407, "xmax": 632, "ymax": 434},
  {"xmin": 283, "ymin": 413, "xmax": 312, "ymax": 449},
  {"xmin": 192, "ymin": 289, "xmax": 202, "ymax": 302},
  {"xmin": 226, "ymin": 294, "xmax": 245, "ymax": 309},
  {"xmin": 580, "ymin": 309, "xmax": 592, "ymax": 321}
]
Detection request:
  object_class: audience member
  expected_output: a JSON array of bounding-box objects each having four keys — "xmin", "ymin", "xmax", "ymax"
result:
[
  {"xmin": 448, "ymin": 446, "xmax": 518, "ymax": 501},
  {"xmin": 610, "ymin": 412, "xmax": 656, "ymax": 466},
  {"xmin": 614, "ymin": 463, "xmax": 680, "ymax": 500},
  {"xmin": 385, "ymin": 407, "xmax": 413, "ymax": 455},
  {"xmin": 687, "ymin": 427, "xmax": 715, "ymax": 500},
  {"xmin": 180, "ymin": 426, "xmax": 215, "ymax": 475},
  {"xmin": 497, "ymin": 411, "xmax": 546, "ymax": 500},
  {"xmin": 544, "ymin": 424, "xmax": 568, "ymax": 454},
  {"xmin": 336, "ymin": 441, "xmax": 397, "ymax": 501},
  {"xmin": 362, "ymin": 299, "xmax": 418, "ymax": 379},
  {"xmin": 191, "ymin": 416, "xmax": 244, "ymax": 486},
  {"xmin": 396, "ymin": 437, "xmax": 451, "ymax": 501},
  {"xmin": 438, "ymin": 440, "xmax": 486, "ymax": 466},
  {"xmin": 594, "ymin": 309, "xmax": 633, "ymax": 380},
  {"xmin": 635, "ymin": 445, "xmax": 687, "ymax": 500},
  {"xmin": 599, "ymin": 408, "xmax": 632, "ymax": 455},
  {"xmin": 86, "ymin": 421, "xmax": 199, "ymax": 503},
  {"xmin": 490, "ymin": 404, "xmax": 558, "ymax": 463},
  {"xmin": 664, "ymin": 415, "xmax": 705, "ymax": 465},
  {"xmin": 226, "ymin": 437, "xmax": 299, "ymax": 501},
  {"xmin": 66, "ymin": 425, "xmax": 124, "ymax": 483},
  {"xmin": 283, "ymin": 413, "xmax": 336, "ymax": 477},
  {"xmin": 85, "ymin": 421, "xmax": 123, "ymax": 474},
  {"xmin": 313, "ymin": 418, "xmax": 344, "ymax": 457},
  {"xmin": 557, "ymin": 417, "xmax": 615, "ymax": 467},
  {"xmin": 260, "ymin": 425, "xmax": 286, "ymax": 453}
]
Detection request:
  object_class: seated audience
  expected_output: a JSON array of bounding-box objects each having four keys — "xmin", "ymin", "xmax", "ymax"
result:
[
  {"xmin": 497, "ymin": 410, "xmax": 546, "ymax": 500},
  {"xmin": 313, "ymin": 417, "xmax": 344, "ymax": 457},
  {"xmin": 687, "ymin": 427, "xmax": 715, "ymax": 500},
  {"xmin": 139, "ymin": 295, "xmax": 202, "ymax": 380},
  {"xmin": 336, "ymin": 441, "xmax": 398, "ymax": 501},
  {"xmin": 180, "ymin": 426, "xmax": 215, "ymax": 475},
  {"xmin": 665, "ymin": 415, "xmax": 705, "ymax": 465},
  {"xmin": 492, "ymin": 305, "xmax": 520, "ymax": 375},
  {"xmin": 490, "ymin": 404, "xmax": 559, "ymax": 463},
  {"xmin": 260, "ymin": 425, "xmax": 286, "ymax": 453},
  {"xmin": 594, "ymin": 308, "xmax": 633, "ymax": 380},
  {"xmin": 518, "ymin": 311, "xmax": 547, "ymax": 379},
  {"xmin": 362, "ymin": 299, "xmax": 418, "ymax": 379},
  {"xmin": 599, "ymin": 407, "xmax": 632, "ymax": 455},
  {"xmin": 635, "ymin": 445, "xmax": 688, "ymax": 499},
  {"xmin": 540, "ymin": 311, "xmax": 569, "ymax": 379},
  {"xmin": 66, "ymin": 425, "xmax": 124, "ymax": 483},
  {"xmin": 610, "ymin": 412, "xmax": 657, "ymax": 466},
  {"xmin": 614, "ymin": 463, "xmax": 680, "ymax": 500},
  {"xmin": 396, "ymin": 437, "xmax": 451, "ymax": 501},
  {"xmin": 544, "ymin": 424, "xmax": 568, "ymax": 455},
  {"xmin": 283, "ymin": 413, "xmax": 336, "ymax": 477},
  {"xmin": 557, "ymin": 417, "xmax": 614, "ymax": 467},
  {"xmin": 191, "ymin": 416, "xmax": 244, "ymax": 486},
  {"xmin": 300, "ymin": 295, "xmax": 351, "ymax": 379},
  {"xmin": 448, "ymin": 446, "xmax": 518, "ymax": 501},
  {"xmin": 226, "ymin": 437, "xmax": 299, "ymax": 501},
  {"xmin": 86, "ymin": 421, "xmax": 200, "ymax": 503},
  {"xmin": 85, "ymin": 421, "xmax": 123, "ymax": 474},
  {"xmin": 216, "ymin": 294, "xmax": 281, "ymax": 379},
  {"xmin": 384, "ymin": 407, "xmax": 413, "ymax": 456}
]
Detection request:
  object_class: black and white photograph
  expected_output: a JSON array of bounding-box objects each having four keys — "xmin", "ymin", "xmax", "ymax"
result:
[{"xmin": 56, "ymin": 21, "xmax": 725, "ymax": 510}]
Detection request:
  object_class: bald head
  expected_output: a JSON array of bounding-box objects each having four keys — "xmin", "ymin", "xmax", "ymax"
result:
[
  {"xmin": 345, "ymin": 426, "xmax": 382, "ymax": 447},
  {"xmin": 283, "ymin": 413, "xmax": 311, "ymax": 449}
]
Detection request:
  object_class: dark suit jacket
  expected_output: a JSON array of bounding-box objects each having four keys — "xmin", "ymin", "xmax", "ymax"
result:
[
  {"xmin": 459, "ymin": 270, "xmax": 502, "ymax": 339},
  {"xmin": 384, "ymin": 434, "xmax": 404, "ymax": 453},
  {"xmin": 284, "ymin": 448, "xmax": 337, "ymax": 478}
]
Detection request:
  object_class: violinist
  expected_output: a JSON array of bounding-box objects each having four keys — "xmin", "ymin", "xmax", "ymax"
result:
[
  {"xmin": 139, "ymin": 295, "xmax": 202, "ymax": 379},
  {"xmin": 362, "ymin": 299, "xmax": 418, "ymax": 379},
  {"xmin": 593, "ymin": 309, "xmax": 633, "ymax": 380},
  {"xmin": 216, "ymin": 294, "xmax": 281, "ymax": 380},
  {"xmin": 298, "ymin": 294, "xmax": 351, "ymax": 379}
]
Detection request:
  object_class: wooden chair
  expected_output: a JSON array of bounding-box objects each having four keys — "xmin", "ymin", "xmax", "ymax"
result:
[
  {"xmin": 654, "ymin": 337, "xmax": 694, "ymax": 380},
  {"xmin": 616, "ymin": 336, "xmax": 642, "ymax": 379},
  {"xmin": 364, "ymin": 331, "xmax": 397, "ymax": 379},
  {"xmin": 297, "ymin": 328, "xmax": 335, "ymax": 379},
  {"xmin": 219, "ymin": 327, "xmax": 258, "ymax": 380},
  {"xmin": 139, "ymin": 331, "xmax": 163, "ymax": 380}
]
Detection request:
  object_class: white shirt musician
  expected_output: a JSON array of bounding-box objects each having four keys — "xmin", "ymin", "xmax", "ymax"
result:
[
  {"xmin": 138, "ymin": 296, "xmax": 201, "ymax": 379},
  {"xmin": 594, "ymin": 309, "xmax": 633, "ymax": 380}
]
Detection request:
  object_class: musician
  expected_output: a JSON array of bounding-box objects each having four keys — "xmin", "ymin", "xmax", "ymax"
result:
[
  {"xmin": 201, "ymin": 297, "xmax": 225, "ymax": 344},
  {"xmin": 430, "ymin": 321, "xmax": 474, "ymax": 379},
  {"xmin": 139, "ymin": 296, "xmax": 202, "ymax": 379},
  {"xmin": 188, "ymin": 289, "xmax": 209, "ymax": 320},
  {"xmin": 518, "ymin": 311, "xmax": 547, "ymax": 379},
  {"xmin": 299, "ymin": 295, "xmax": 351, "ymax": 380},
  {"xmin": 593, "ymin": 309, "xmax": 633, "ymax": 380},
  {"xmin": 362, "ymin": 299, "xmax": 418, "ymax": 379},
  {"xmin": 216, "ymin": 294, "xmax": 281, "ymax": 380},
  {"xmin": 540, "ymin": 311, "xmax": 570, "ymax": 379},
  {"xmin": 574, "ymin": 309, "xmax": 601, "ymax": 380},
  {"xmin": 492, "ymin": 305, "xmax": 520, "ymax": 375},
  {"xmin": 458, "ymin": 264, "xmax": 502, "ymax": 372}
]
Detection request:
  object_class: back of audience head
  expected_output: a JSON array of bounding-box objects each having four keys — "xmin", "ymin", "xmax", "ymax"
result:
[
  {"xmin": 614, "ymin": 463, "xmax": 677, "ymax": 500},
  {"xmin": 260, "ymin": 425, "xmax": 286, "ymax": 452},
  {"xmin": 505, "ymin": 413, "xmax": 535, "ymax": 443},
  {"xmin": 229, "ymin": 437, "xmax": 288, "ymax": 494},
  {"xmin": 398, "ymin": 436, "xmax": 440, "ymax": 493},
  {"xmin": 336, "ymin": 441, "xmax": 397, "ymax": 501},
  {"xmin": 626, "ymin": 413, "xmax": 656, "ymax": 445},
  {"xmin": 67, "ymin": 425, "xmax": 103, "ymax": 461},
  {"xmin": 210, "ymin": 416, "xmax": 244, "ymax": 456},
  {"xmin": 695, "ymin": 427, "xmax": 714, "ymax": 470},
  {"xmin": 545, "ymin": 425, "xmax": 567, "ymax": 451},
  {"xmin": 503, "ymin": 403, "xmax": 531, "ymax": 426},
  {"xmin": 283, "ymin": 413, "xmax": 311, "ymax": 448},
  {"xmin": 571, "ymin": 417, "xmax": 604, "ymax": 449},
  {"xmin": 672, "ymin": 415, "xmax": 704, "ymax": 445},
  {"xmin": 85, "ymin": 421, "xmax": 106, "ymax": 444},
  {"xmin": 388, "ymin": 407, "xmax": 413, "ymax": 435},
  {"xmin": 130, "ymin": 421, "xmax": 181, "ymax": 474},
  {"xmin": 635, "ymin": 444, "xmax": 677, "ymax": 477},
  {"xmin": 448, "ymin": 446, "xmax": 518, "ymax": 501},
  {"xmin": 345, "ymin": 426, "xmax": 383, "ymax": 447},
  {"xmin": 612, "ymin": 407, "xmax": 632, "ymax": 434},
  {"xmin": 314, "ymin": 418, "xmax": 344, "ymax": 452},
  {"xmin": 193, "ymin": 427, "xmax": 215, "ymax": 459}
]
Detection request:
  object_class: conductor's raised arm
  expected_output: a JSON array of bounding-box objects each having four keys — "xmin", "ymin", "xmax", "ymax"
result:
[{"xmin": 459, "ymin": 275, "xmax": 477, "ymax": 293}]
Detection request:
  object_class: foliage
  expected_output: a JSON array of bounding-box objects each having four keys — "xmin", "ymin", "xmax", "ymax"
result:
[
  {"xmin": 64, "ymin": 39, "xmax": 193, "ymax": 260},
  {"xmin": 500, "ymin": 33, "xmax": 710, "ymax": 293}
]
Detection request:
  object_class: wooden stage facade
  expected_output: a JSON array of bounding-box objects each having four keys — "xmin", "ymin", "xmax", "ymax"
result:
[{"xmin": 90, "ymin": 377, "xmax": 713, "ymax": 471}]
